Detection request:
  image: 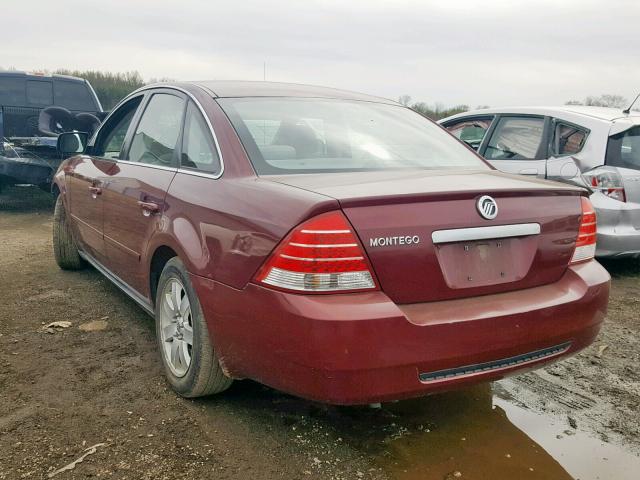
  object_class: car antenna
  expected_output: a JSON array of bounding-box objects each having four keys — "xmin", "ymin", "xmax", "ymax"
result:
[{"xmin": 622, "ymin": 93, "xmax": 640, "ymax": 114}]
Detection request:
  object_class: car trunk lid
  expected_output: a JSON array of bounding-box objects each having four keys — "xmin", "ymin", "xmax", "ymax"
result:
[{"xmin": 266, "ymin": 169, "xmax": 584, "ymax": 304}]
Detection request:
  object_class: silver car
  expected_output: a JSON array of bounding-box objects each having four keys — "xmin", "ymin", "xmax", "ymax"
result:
[{"xmin": 440, "ymin": 106, "xmax": 640, "ymax": 258}]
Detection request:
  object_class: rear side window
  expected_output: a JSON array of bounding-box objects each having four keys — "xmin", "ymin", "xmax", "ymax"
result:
[
  {"xmin": 53, "ymin": 80, "xmax": 96, "ymax": 111},
  {"xmin": 180, "ymin": 102, "xmax": 221, "ymax": 174},
  {"xmin": 0, "ymin": 77, "xmax": 26, "ymax": 105},
  {"xmin": 607, "ymin": 126, "xmax": 640, "ymax": 170},
  {"xmin": 445, "ymin": 117, "xmax": 493, "ymax": 150},
  {"xmin": 485, "ymin": 116, "xmax": 545, "ymax": 160},
  {"xmin": 26, "ymin": 80, "xmax": 53, "ymax": 106},
  {"xmin": 551, "ymin": 122, "xmax": 587, "ymax": 156},
  {"xmin": 128, "ymin": 93, "xmax": 184, "ymax": 166}
]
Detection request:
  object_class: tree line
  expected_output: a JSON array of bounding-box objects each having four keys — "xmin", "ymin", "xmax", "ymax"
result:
[{"xmin": 3, "ymin": 66, "xmax": 634, "ymax": 114}]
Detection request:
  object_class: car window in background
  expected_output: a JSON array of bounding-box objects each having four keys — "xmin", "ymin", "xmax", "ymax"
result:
[
  {"xmin": 128, "ymin": 93, "xmax": 184, "ymax": 166},
  {"xmin": 26, "ymin": 80, "xmax": 53, "ymax": 106},
  {"xmin": 485, "ymin": 116, "xmax": 545, "ymax": 160},
  {"xmin": 53, "ymin": 80, "xmax": 96, "ymax": 111},
  {"xmin": 0, "ymin": 77, "xmax": 26, "ymax": 105},
  {"xmin": 94, "ymin": 97, "xmax": 142, "ymax": 159},
  {"xmin": 552, "ymin": 122, "xmax": 587, "ymax": 156},
  {"xmin": 445, "ymin": 117, "xmax": 493, "ymax": 150},
  {"xmin": 607, "ymin": 126, "xmax": 640, "ymax": 170},
  {"xmin": 219, "ymin": 98, "xmax": 490, "ymax": 174},
  {"xmin": 180, "ymin": 102, "xmax": 221, "ymax": 174}
]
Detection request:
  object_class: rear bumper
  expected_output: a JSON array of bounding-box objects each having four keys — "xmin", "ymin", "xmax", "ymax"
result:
[
  {"xmin": 192, "ymin": 260, "xmax": 610, "ymax": 405},
  {"xmin": 591, "ymin": 192, "xmax": 640, "ymax": 258}
]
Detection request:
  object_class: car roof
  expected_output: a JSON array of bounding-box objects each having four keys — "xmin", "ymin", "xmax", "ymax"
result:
[
  {"xmin": 190, "ymin": 80, "xmax": 399, "ymax": 105},
  {"xmin": 0, "ymin": 70, "xmax": 87, "ymax": 83},
  {"xmin": 441, "ymin": 105, "xmax": 640, "ymax": 123}
]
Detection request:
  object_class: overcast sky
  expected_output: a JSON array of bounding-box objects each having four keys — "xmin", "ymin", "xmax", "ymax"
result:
[{"xmin": 2, "ymin": 0, "xmax": 639, "ymax": 108}]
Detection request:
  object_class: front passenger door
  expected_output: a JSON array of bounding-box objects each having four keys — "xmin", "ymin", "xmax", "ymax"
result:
[
  {"xmin": 481, "ymin": 115, "xmax": 549, "ymax": 178},
  {"xmin": 65, "ymin": 96, "xmax": 142, "ymax": 262}
]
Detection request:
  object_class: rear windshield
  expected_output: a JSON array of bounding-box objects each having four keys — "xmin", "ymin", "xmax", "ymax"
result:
[
  {"xmin": 54, "ymin": 80, "xmax": 97, "ymax": 111},
  {"xmin": 218, "ymin": 97, "xmax": 489, "ymax": 174},
  {"xmin": 607, "ymin": 126, "xmax": 640, "ymax": 170},
  {"xmin": 0, "ymin": 77, "xmax": 26, "ymax": 105}
]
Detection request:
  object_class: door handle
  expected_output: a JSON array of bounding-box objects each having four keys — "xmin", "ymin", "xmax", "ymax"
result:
[
  {"xmin": 88, "ymin": 186, "xmax": 102, "ymax": 197},
  {"xmin": 137, "ymin": 200, "xmax": 160, "ymax": 216}
]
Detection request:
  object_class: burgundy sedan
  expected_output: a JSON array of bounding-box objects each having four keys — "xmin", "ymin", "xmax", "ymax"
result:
[{"xmin": 52, "ymin": 81, "xmax": 610, "ymax": 405}]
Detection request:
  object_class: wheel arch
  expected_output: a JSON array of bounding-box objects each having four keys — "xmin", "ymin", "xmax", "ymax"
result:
[{"xmin": 148, "ymin": 244, "xmax": 180, "ymax": 307}]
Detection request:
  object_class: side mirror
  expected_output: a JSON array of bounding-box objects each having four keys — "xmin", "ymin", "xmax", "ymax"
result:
[{"xmin": 57, "ymin": 132, "xmax": 88, "ymax": 156}]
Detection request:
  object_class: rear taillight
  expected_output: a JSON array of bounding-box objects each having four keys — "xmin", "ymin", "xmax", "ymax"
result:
[
  {"xmin": 582, "ymin": 167, "xmax": 626, "ymax": 202},
  {"xmin": 255, "ymin": 211, "xmax": 378, "ymax": 293},
  {"xmin": 571, "ymin": 197, "xmax": 597, "ymax": 264}
]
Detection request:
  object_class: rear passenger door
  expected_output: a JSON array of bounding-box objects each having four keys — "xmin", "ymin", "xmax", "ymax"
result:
[
  {"xmin": 480, "ymin": 115, "xmax": 550, "ymax": 178},
  {"xmin": 545, "ymin": 119, "xmax": 589, "ymax": 181},
  {"xmin": 102, "ymin": 90, "xmax": 184, "ymax": 295}
]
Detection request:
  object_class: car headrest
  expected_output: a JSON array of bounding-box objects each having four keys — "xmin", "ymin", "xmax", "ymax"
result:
[{"xmin": 38, "ymin": 106, "xmax": 74, "ymax": 137}]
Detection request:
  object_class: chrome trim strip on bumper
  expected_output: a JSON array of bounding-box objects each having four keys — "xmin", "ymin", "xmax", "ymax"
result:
[{"xmin": 431, "ymin": 223, "xmax": 541, "ymax": 244}]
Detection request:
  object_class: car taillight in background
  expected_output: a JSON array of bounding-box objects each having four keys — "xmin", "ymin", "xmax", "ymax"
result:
[
  {"xmin": 571, "ymin": 197, "xmax": 597, "ymax": 264},
  {"xmin": 255, "ymin": 211, "xmax": 378, "ymax": 293},
  {"xmin": 582, "ymin": 167, "xmax": 626, "ymax": 202}
]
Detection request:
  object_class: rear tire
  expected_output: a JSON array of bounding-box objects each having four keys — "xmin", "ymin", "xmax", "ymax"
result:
[
  {"xmin": 52, "ymin": 195, "xmax": 85, "ymax": 270},
  {"xmin": 155, "ymin": 257, "xmax": 232, "ymax": 398}
]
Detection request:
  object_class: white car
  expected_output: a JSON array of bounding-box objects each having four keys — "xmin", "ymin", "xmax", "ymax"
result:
[{"xmin": 440, "ymin": 106, "xmax": 640, "ymax": 258}]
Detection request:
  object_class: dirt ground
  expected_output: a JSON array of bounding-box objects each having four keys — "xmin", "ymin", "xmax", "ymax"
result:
[{"xmin": 1, "ymin": 186, "xmax": 639, "ymax": 480}]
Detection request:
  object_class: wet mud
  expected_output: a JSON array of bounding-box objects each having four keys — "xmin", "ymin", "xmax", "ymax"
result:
[{"xmin": 1, "ymin": 186, "xmax": 639, "ymax": 479}]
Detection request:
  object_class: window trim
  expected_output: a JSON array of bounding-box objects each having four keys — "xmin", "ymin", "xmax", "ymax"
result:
[
  {"xmin": 480, "ymin": 114, "xmax": 551, "ymax": 161},
  {"xmin": 549, "ymin": 118, "xmax": 590, "ymax": 158},
  {"xmin": 87, "ymin": 85, "xmax": 225, "ymax": 179}
]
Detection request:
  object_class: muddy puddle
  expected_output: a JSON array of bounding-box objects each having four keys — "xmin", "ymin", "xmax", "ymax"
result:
[
  {"xmin": 341, "ymin": 384, "xmax": 640, "ymax": 480},
  {"xmin": 220, "ymin": 380, "xmax": 640, "ymax": 480}
]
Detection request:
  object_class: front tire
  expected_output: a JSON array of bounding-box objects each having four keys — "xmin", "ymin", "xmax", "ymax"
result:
[
  {"xmin": 52, "ymin": 195, "xmax": 85, "ymax": 270},
  {"xmin": 155, "ymin": 257, "xmax": 232, "ymax": 397}
]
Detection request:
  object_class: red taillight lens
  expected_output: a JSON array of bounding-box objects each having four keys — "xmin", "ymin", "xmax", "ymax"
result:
[
  {"xmin": 255, "ymin": 211, "xmax": 378, "ymax": 293},
  {"xmin": 571, "ymin": 197, "xmax": 597, "ymax": 264},
  {"xmin": 583, "ymin": 167, "xmax": 626, "ymax": 202}
]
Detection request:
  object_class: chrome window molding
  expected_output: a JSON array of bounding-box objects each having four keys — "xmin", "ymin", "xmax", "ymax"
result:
[
  {"xmin": 116, "ymin": 159, "xmax": 178, "ymax": 172},
  {"xmin": 432, "ymin": 223, "xmax": 541, "ymax": 244},
  {"xmin": 89, "ymin": 84, "xmax": 225, "ymax": 179}
]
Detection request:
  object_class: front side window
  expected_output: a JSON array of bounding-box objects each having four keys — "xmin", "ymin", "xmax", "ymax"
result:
[
  {"xmin": 93, "ymin": 97, "xmax": 142, "ymax": 159},
  {"xmin": 128, "ymin": 93, "xmax": 184, "ymax": 166},
  {"xmin": 551, "ymin": 122, "xmax": 587, "ymax": 156},
  {"xmin": 445, "ymin": 117, "xmax": 493, "ymax": 150},
  {"xmin": 26, "ymin": 80, "xmax": 53, "ymax": 106},
  {"xmin": 180, "ymin": 102, "xmax": 221, "ymax": 174},
  {"xmin": 218, "ymin": 98, "xmax": 489, "ymax": 174},
  {"xmin": 607, "ymin": 126, "xmax": 640, "ymax": 170},
  {"xmin": 485, "ymin": 116, "xmax": 545, "ymax": 160}
]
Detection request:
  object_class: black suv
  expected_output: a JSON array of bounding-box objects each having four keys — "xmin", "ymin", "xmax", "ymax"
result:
[{"xmin": 0, "ymin": 71, "xmax": 103, "ymax": 190}]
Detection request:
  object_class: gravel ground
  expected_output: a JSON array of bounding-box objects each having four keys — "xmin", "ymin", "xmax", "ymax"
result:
[{"xmin": 0, "ymin": 186, "xmax": 638, "ymax": 480}]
